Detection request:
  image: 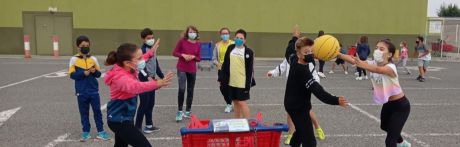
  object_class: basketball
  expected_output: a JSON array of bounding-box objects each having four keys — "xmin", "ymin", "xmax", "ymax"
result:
[{"xmin": 312, "ymin": 35, "xmax": 340, "ymax": 61}]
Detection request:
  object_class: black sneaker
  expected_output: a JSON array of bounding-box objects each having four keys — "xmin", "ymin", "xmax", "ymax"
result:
[
  {"xmin": 419, "ymin": 77, "xmax": 425, "ymax": 82},
  {"xmin": 144, "ymin": 126, "xmax": 160, "ymax": 134},
  {"xmin": 416, "ymin": 76, "xmax": 421, "ymax": 80}
]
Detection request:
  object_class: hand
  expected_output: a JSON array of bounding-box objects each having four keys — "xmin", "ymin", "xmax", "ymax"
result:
[
  {"xmin": 150, "ymin": 38, "xmax": 160, "ymax": 54},
  {"xmin": 338, "ymin": 96, "xmax": 348, "ymax": 108},
  {"xmin": 216, "ymin": 63, "xmax": 222, "ymax": 70},
  {"xmin": 266, "ymin": 72, "xmax": 273, "ymax": 78},
  {"xmin": 147, "ymin": 77, "xmax": 154, "ymax": 81},
  {"xmin": 157, "ymin": 71, "xmax": 174, "ymax": 87},
  {"xmin": 89, "ymin": 67, "xmax": 96, "ymax": 73},
  {"xmin": 292, "ymin": 24, "xmax": 300, "ymax": 38},
  {"xmin": 84, "ymin": 70, "xmax": 90, "ymax": 76},
  {"xmin": 189, "ymin": 55, "xmax": 196, "ymax": 60},
  {"xmin": 182, "ymin": 54, "xmax": 191, "ymax": 61}
]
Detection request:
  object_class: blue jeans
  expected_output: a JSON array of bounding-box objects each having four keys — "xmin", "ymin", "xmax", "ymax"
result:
[
  {"xmin": 77, "ymin": 94, "xmax": 104, "ymax": 132},
  {"xmin": 135, "ymin": 90, "xmax": 156, "ymax": 129}
]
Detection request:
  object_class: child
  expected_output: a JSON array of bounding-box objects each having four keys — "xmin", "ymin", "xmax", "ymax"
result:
[
  {"xmin": 104, "ymin": 43, "xmax": 174, "ymax": 147},
  {"xmin": 339, "ymin": 39, "xmax": 412, "ymax": 147},
  {"xmin": 356, "ymin": 36, "xmax": 371, "ymax": 80},
  {"xmin": 135, "ymin": 28, "xmax": 164, "ymax": 133},
  {"xmin": 69, "ymin": 35, "xmax": 110, "ymax": 141},
  {"xmin": 266, "ymin": 25, "xmax": 327, "ymax": 144},
  {"xmin": 396, "ymin": 41, "xmax": 411, "ymax": 75},
  {"xmin": 172, "ymin": 26, "xmax": 201, "ymax": 122},
  {"xmin": 284, "ymin": 37, "xmax": 348, "ymax": 147},
  {"xmin": 329, "ymin": 43, "xmax": 348, "ymax": 74},
  {"xmin": 221, "ymin": 29, "xmax": 256, "ymax": 119},
  {"xmin": 212, "ymin": 27, "xmax": 235, "ymax": 113}
]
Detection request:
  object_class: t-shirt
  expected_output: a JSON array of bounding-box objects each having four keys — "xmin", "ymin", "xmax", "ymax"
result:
[
  {"xmin": 218, "ymin": 40, "xmax": 234, "ymax": 64},
  {"xmin": 368, "ymin": 61, "xmax": 403, "ymax": 104},
  {"xmin": 229, "ymin": 47, "xmax": 246, "ymax": 88},
  {"xmin": 416, "ymin": 43, "xmax": 431, "ymax": 61}
]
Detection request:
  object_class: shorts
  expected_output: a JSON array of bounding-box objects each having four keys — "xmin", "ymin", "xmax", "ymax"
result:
[
  {"xmin": 417, "ymin": 59, "xmax": 430, "ymax": 68},
  {"xmin": 228, "ymin": 86, "xmax": 250, "ymax": 101},
  {"xmin": 335, "ymin": 58, "xmax": 345, "ymax": 65}
]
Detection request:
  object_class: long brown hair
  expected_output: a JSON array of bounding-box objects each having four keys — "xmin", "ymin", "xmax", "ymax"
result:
[
  {"xmin": 183, "ymin": 25, "xmax": 199, "ymax": 39},
  {"xmin": 105, "ymin": 43, "xmax": 138, "ymax": 66}
]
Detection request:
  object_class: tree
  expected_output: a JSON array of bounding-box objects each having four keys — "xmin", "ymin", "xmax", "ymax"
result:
[{"xmin": 437, "ymin": 3, "xmax": 460, "ymax": 17}]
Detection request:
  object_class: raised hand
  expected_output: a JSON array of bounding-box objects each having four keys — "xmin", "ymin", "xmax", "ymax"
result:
[
  {"xmin": 293, "ymin": 24, "xmax": 301, "ymax": 38},
  {"xmin": 150, "ymin": 38, "xmax": 161, "ymax": 54},
  {"xmin": 157, "ymin": 71, "xmax": 174, "ymax": 88}
]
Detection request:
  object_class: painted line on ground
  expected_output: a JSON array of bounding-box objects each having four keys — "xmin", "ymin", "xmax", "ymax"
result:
[
  {"xmin": 349, "ymin": 103, "xmax": 430, "ymax": 147},
  {"xmin": 0, "ymin": 107, "xmax": 21, "ymax": 127},
  {"xmin": 0, "ymin": 69, "xmax": 66, "ymax": 90},
  {"xmin": 152, "ymin": 103, "xmax": 460, "ymax": 107},
  {"xmin": 161, "ymin": 87, "xmax": 460, "ymax": 90}
]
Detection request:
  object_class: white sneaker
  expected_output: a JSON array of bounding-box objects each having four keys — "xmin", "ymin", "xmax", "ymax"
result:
[
  {"xmin": 354, "ymin": 72, "xmax": 359, "ymax": 76},
  {"xmin": 397, "ymin": 140, "xmax": 411, "ymax": 147},
  {"xmin": 329, "ymin": 70, "xmax": 334, "ymax": 74},
  {"xmin": 355, "ymin": 77, "xmax": 362, "ymax": 80},
  {"xmin": 224, "ymin": 104, "xmax": 233, "ymax": 113},
  {"xmin": 364, "ymin": 76, "xmax": 368, "ymax": 80},
  {"xmin": 318, "ymin": 72, "xmax": 326, "ymax": 78},
  {"xmin": 344, "ymin": 71, "xmax": 348, "ymax": 75}
]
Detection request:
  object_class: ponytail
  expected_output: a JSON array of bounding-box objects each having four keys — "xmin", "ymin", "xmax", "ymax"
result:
[{"xmin": 104, "ymin": 43, "xmax": 139, "ymax": 66}]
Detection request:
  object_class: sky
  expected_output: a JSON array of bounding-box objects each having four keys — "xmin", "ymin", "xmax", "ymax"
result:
[{"xmin": 428, "ymin": 0, "xmax": 460, "ymax": 17}]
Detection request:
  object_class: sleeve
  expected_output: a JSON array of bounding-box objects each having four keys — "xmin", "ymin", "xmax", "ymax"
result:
[
  {"xmin": 212, "ymin": 43, "xmax": 219, "ymax": 65},
  {"xmin": 91, "ymin": 56, "xmax": 101, "ymax": 78},
  {"xmin": 309, "ymin": 63, "xmax": 320, "ymax": 83},
  {"xmin": 68, "ymin": 57, "xmax": 85, "ymax": 80},
  {"xmin": 386, "ymin": 64, "xmax": 398, "ymax": 77},
  {"xmin": 172, "ymin": 39, "xmax": 183, "ymax": 58},
  {"xmin": 155, "ymin": 58, "xmax": 164, "ymax": 79},
  {"xmin": 269, "ymin": 59, "xmax": 288, "ymax": 77},
  {"xmin": 304, "ymin": 69, "xmax": 339, "ymax": 105},
  {"xmin": 142, "ymin": 49, "xmax": 154, "ymax": 61},
  {"xmin": 194, "ymin": 43, "xmax": 201, "ymax": 62},
  {"xmin": 113, "ymin": 76, "xmax": 159, "ymax": 96}
]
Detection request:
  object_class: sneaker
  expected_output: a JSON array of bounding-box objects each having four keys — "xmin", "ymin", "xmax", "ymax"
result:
[
  {"xmin": 175, "ymin": 111, "xmax": 184, "ymax": 122},
  {"xmin": 184, "ymin": 111, "xmax": 192, "ymax": 118},
  {"xmin": 96, "ymin": 131, "xmax": 110, "ymax": 141},
  {"xmin": 416, "ymin": 75, "xmax": 421, "ymax": 80},
  {"xmin": 354, "ymin": 72, "xmax": 359, "ymax": 76},
  {"xmin": 397, "ymin": 140, "xmax": 411, "ymax": 147},
  {"xmin": 329, "ymin": 70, "xmax": 334, "ymax": 74},
  {"xmin": 419, "ymin": 77, "xmax": 425, "ymax": 82},
  {"xmin": 284, "ymin": 134, "xmax": 293, "ymax": 145},
  {"xmin": 364, "ymin": 76, "xmax": 369, "ymax": 80},
  {"xmin": 144, "ymin": 125, "xmax": 160, "ymax": 134},
  {"xmin": 315, "ymin": 128, "xmax": 326, "ymax": 140},
  {"xmin": 224, "ymin": 104, "xmax": 233, "ymax": 113},
  {"xmin": 318, "ymin": 72, "xmax": 326, "ymax": 78},
  {"xmin": 344, "ymin": 71, "xmax": 348, "ymax": 75},
  {"xmin": 406, "ymin": 72, "xmax": 412, "ymax": 75},
  {"xmin": 355, "ymin": 76, "xmax": 363, "ymax": 81},
  {"xmin": 80, "ymin": 132, "xmax": 91, "ymax": 142}
]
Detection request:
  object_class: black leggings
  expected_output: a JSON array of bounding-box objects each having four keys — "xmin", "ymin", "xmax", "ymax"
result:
[
  {"xmin": 108, "ymin": 121, "xmax": 151, "ymax": 147},
  {"xmin": 381, "ymin": 96, "xmax": 411, "ymax": 147},
  {"xmin": 218, "ymin": 70, "xmax": 231, "ymax": 105},
  {"xmin": 357, "ymin": 67, "xmax": 367, "ymax": 77},
  {"xmin": 318, "ymin": 60, "xmax": 325, "ymax": 73},
  {"xmin": 286, "ymin": 107, "xmax": 316, "ymax": 147},
  {"xmin": 177, "ymin": 70, "xmax": 196, "ymax": 111}
]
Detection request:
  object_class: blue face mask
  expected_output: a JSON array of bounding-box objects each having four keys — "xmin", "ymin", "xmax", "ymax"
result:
[
  {"xmin": 137, "ymin": 60, "xmax": 146, "ymax": 71},
  {"xmin": 235, "ymin": 38, "xmax": 244, "ymax": 46},
  {"xmin": 221, "ymin": 34, "xmax": 230, "ymax": 41}
]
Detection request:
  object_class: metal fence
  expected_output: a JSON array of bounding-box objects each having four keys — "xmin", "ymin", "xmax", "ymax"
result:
[{"xmin": 426, "ymin": 17, "xmax": 460, "ymax": 60}]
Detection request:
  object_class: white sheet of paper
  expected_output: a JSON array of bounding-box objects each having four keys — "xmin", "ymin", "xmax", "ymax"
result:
[{"xmin": 212, "ymin": 119, "xmax": 250, "ymax": 132}]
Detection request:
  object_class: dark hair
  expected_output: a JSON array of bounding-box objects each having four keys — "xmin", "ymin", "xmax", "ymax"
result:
[
  {"xmin": 377, "ymin": 39, "xmax": 396, "ymax": 62},
  {"xmin": 183, "ymin": 25, "xmax": 199, "ymax": 39},
  {"xmin": 317, "ymin": 30, "xmax": 324, "ymax": 37},
  {"xmin": 295, "ymin": 37, "xmax": 314, "ymax": 50},
  {"xmin": 76, "ymin": 35, "xmax": 90, "ymax": 46},
  {"xmin": 235, "ymin": 29, "xmax": 247, "ymax": 39},
  {"xmin": 417, "ymin": 36, "xmax": 424, "ymax": 42},
  {"xmin": 359, "ymin": 36, "xmax": 368, "ymax": 44},
  {"xmin": 219, "ymin": 27, "xmax": 230, "ymax": 34},
  {"xmin": 401, "ymin": 41, "xmax": 407, "ymax": 47},
  {"xmin": 141, "ymin": 28, "xmax": 154, "ymax": 39},
  {"xmin": 105, "ymin": 43, "xmax": 139, "ymax": 66}
]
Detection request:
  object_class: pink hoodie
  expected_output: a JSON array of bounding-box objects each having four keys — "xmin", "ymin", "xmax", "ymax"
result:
[{"xmin": 104, "ymin": 51, "xmax": 159, "ymax": 100}]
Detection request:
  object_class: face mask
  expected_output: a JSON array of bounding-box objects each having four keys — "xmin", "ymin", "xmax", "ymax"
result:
[
  {"xmin": 373, "ymin": 49, "xmax": 384, "ymax": 63},
  {"xmin": 80, "ymin": 47, "xmax": 90, "ymax": 55},
  {"xmin": 221, "ymin": 34, "xmax": 230, "ymax": 41},
  {"xmin": 188, "ymin": 33, "xmax": 197, "ymax": 40},
  {"xmin": 303, "ymin": 54, "xmax": 315, "ymax": 63},
  {"xmin": 137, "ymin": 60, "xmax": 146, "ymax": 71},
  {"xmin": 146, "ymin": 39, "xmax": 155, "ymax": 46},
  {"xmin": 235, "ymin": 38, "xmax": 244, "ymax": 46}
]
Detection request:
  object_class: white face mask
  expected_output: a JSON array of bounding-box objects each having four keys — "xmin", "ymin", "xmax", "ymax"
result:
[
  {"xmin": 146, "ymin": 39, "xmax": 155, "ymax": 46},
  {"xmin": 373, "ymin": 49, "xmax": 384, "ymax": 63},
  {"xmin": 188, "ymin": 33, "xmax": 197, "ymax": 40}
]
